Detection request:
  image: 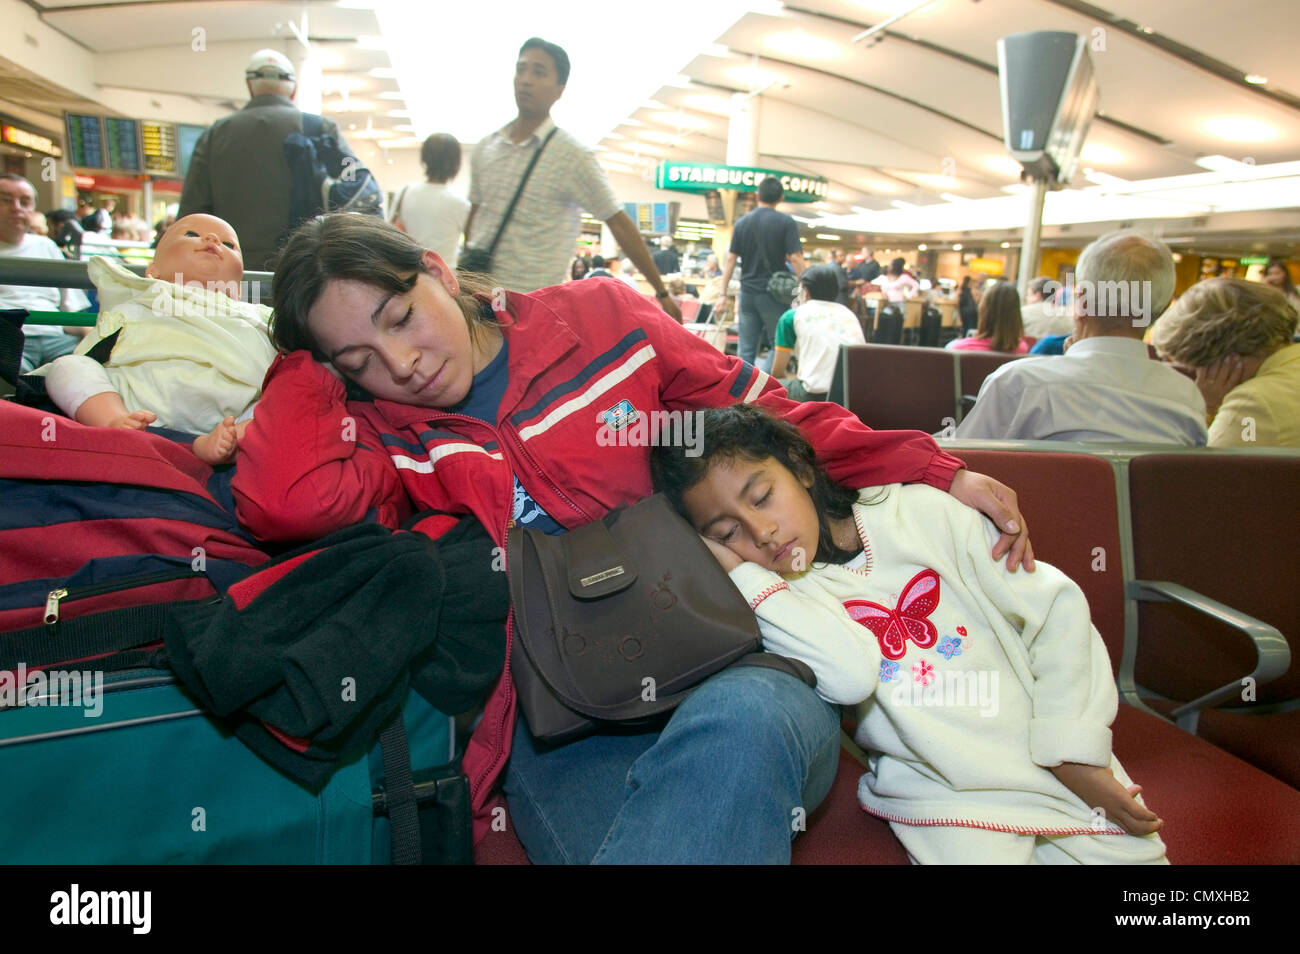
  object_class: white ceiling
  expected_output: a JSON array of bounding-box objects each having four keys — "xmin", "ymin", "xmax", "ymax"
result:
[{"xmin": 5, "ymin": 0, "xmax": 1299, "ymax": 241}]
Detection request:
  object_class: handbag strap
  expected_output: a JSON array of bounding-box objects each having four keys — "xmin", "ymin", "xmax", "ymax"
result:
[{"xmin": 484, "ymin": 127, "xmax": 557, "ymax": 256}]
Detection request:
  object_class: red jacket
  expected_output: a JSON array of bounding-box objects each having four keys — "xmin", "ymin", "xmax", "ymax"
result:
[{"xmin": 233, "ymin": 278, "xmax": 964, "ymax": 841}]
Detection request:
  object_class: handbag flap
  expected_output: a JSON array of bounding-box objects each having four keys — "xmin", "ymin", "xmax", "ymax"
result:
[{"xmin": 560, "ymin": 517, "xmax": 637, "ymax": 599}]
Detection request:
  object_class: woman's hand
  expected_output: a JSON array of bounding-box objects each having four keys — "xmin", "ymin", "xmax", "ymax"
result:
[
  {"xmin": 949, "ymin": 469, "xmax": 1035, "ymax": 572},
  {"xmin": 1050, "ymin": 762, "xmax": 1163, "ymax": 836},
  {"xmin": 1194, "ymin": 356, "xmax": 1247, "ymax": 418},
  {"xmin": 700, "ymin": 534, "xmax": 743, "ymax": 572}
]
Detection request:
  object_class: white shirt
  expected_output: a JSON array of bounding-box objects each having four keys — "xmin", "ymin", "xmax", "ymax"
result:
[
  {"xmin": 956, "ymin": 335, "xmax": 1208, "ymax": 444},
  {"xmin": 391, "ymin": 181, "xmax": 470, "ymax": 268},
  {"xmin": 0, "ymin": 234, "xmax": 90, "ymax": 337},
  {"xmin": 469, "ymin": 117, "xmax": 622, "ymax": 292},
  {"xmin": 1020, "ymin": 299, "xmax": 1074, "ymax": 339},
  {"xmin": 790, "ymin": 300, "xmax": 867, "ymax": 394}
]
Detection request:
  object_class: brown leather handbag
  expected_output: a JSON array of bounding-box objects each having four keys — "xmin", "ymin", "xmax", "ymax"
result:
[{"xmin": 507, "ymin": 493, "xmax": 815, "ymax": 745}]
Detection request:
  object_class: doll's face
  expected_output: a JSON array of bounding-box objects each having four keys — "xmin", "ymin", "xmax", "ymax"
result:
[{"xmin": 147, "ymin": 213, "xmax": 244, "ymax": 294}]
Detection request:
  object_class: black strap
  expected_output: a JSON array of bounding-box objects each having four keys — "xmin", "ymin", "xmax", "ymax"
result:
[
  {"xmin": 483, "ymin": 127, "xmax": 558, "ymax": 257},
  {"xmin": 0, "ymin": 601, "xmax": 178, "ymax": 671},
  {"xmin": 379, "ymin": 714, "xmax": 422, "ymax": 865}
]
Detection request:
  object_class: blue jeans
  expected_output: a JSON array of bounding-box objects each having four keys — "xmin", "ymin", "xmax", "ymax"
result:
[
  {"xmin": 20, "ymin": 330, "xmax": 81, "ymax": 374},
  {"xmin": 737, "ymin": 290, "xmax": 788, "ymax": 373},
  {"xmin": 503, "ymin": 666, "xmax": 841, "ymax": 864}
]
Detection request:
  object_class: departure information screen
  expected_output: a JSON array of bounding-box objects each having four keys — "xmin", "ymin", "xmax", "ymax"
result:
[
  {"xmin": 140, "ymin": 120, "xmax": 178, "ymax": 175},
  {"xmin": 104, "ymin": 117, "xmax": 141, "ymax": 172},
  {"xmin": 65, "ymin": 113, "xmax": 105, "ymax": 169}
]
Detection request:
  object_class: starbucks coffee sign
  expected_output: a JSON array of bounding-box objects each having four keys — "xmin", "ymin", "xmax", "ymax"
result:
[{"xmin": 655, "ymin": 161, "xmax": 829, "ymax": 203}]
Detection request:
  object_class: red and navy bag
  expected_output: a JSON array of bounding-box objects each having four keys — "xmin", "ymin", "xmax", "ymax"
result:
[{"xmin": 0, "ymin": 403, "xmax": 488, "ymax": 864}]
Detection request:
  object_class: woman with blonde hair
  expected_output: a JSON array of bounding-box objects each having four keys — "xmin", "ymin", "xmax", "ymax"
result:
[{"xmin": 1152, "ymin": 277, "xmax": 1300, "ymax": 448}]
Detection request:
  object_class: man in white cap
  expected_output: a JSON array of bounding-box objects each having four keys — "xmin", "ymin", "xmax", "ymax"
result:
[{"xmin": 179, "ymin": 49, "xmax": 367, "ymax": 270}]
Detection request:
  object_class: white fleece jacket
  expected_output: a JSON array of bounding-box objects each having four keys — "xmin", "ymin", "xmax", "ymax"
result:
[{"xmin": 727, "ymin": 483, "xmax": 1132, "ymax": 836}]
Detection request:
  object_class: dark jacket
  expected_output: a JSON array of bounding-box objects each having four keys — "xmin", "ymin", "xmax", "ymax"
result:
[{"xmin": 178, "ymin": 94, "xmax": 364, "ymax": 270}]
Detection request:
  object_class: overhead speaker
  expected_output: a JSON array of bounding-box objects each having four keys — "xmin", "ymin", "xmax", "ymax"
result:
[{"xmin": 997, "ymin": 31, "xmax": 1099, "ymax": 186}]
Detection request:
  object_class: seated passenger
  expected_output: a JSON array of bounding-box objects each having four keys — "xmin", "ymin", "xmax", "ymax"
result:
[
  {"xmin": 1020, "ymin": 275, "xmax": 1073, "ymax": 339},
  {"xmin": 38, "ymin": 213, "xmax": 276, "ymax": 464},
  {"xmin": 232, "ymin": 213, "xmax": 1038, "ymax": 864},
  {"xmin": 651, "ymin": 403, "xmax": 1168, "ymax": 865},
  {"xmin": 1152, "ymin": 277, "xmax": 1300, "ymax": 448},
  {"xmin": 956, "ymin": 231, "xmax": 1207, "ymax": 444},
  {"xmin": 771, "ymin": 264, "xmax": 867, "ymax": 402},
  {"xmin": 946, "ymin": 282, "xmax": 1031, "ymax": 353}
]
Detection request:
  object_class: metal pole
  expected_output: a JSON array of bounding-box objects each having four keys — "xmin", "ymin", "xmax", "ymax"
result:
[{"xmin": 1017, "ymin": 176, "xmax": 1049, "ymax": 298}]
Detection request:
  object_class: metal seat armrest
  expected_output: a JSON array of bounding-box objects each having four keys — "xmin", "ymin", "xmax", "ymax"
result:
[{"xmin": 1127, "ymin": 579, "xmax": 1291, "ymax": 732}]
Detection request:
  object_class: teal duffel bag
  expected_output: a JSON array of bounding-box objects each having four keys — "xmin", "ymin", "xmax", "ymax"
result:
[{"xmin": 0, "ymin": 668, "xmax": 459, "ymax": 864}]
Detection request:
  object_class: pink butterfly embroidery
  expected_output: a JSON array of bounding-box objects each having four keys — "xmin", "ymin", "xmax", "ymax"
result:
[{"xmin": 844, "ymin": 569, "xmax": 941, "ymax": 660}]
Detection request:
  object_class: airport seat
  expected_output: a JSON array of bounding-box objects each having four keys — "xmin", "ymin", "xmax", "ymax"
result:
[
  {"xmin": 839, "ymin": 343, "xmax": 959, "ymax": 434},
  {"xmin": 1127, "ymin": 452, "xmax": 1299, "ymax": 789},
  {"xmin": 956, "ymin": 351, "xmax": 1023, "ymax": 414},
  {"xmin": 947, "ymin": 446, "xmax": 1300, "ymax": 863}
]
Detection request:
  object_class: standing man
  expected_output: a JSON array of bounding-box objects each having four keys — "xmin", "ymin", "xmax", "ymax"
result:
[
  {"xmin": 718, "ymin": 176, "xmax": 805, "ymax": 371},
  {"xmin": 652, "ymin": 235, "xmax": 680, "ymax": 276},
  {"xmin": 466, "ymin": 37, "xmax": 679, "ymax": 318},
  {"xmin": 180, "ymin": 49, "xmax": 368, "ymax": 270},
  {"xmin": 0, "ymin": 174, "xmax": 90, "ymax": 374}
]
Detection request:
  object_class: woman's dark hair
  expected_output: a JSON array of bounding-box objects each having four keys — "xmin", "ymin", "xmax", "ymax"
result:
[
  {"xmin": 799, "ymin": 264, "xmax": 840, "ymax": 303},
  {"xmin": 649, "ymin": 403, "xmax": 862, "ymax": 566},
  {"xmin": 1265, "ymin": 257, "xmax": 1297, "ymax": 297},
  {"xmin": 888, "ymin": 257, "xmax": 906, "ymax": 277},
  {"xmin": 975, "ymin": 281, "xmax": 1024, "ymax": 352},
  {"xmin": 269, "ymin": 213, "xmax": 502, "ymax": 362},
  {"xmin": 420, "ymin": 133, "xmax": 461, "ymax": 183},
  {"xmin": 570, "ymin": 257, "xmax": 588, "ymax": 280}
]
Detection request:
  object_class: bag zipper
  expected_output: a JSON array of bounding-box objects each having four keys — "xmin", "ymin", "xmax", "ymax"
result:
[{"xmin": 44, "ymin": 568, "xmax": 204, "ymax": 625}]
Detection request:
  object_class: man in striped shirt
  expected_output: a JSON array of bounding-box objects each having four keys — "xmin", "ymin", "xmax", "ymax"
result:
[{"xmin": 466, "ymin": 38, "xmax": 680, "ymax": 320}]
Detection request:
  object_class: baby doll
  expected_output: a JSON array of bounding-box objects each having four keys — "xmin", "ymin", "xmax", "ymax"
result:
[{"xmin": 40, "ymin": 213, "xmax": 277, "ymax": 464}]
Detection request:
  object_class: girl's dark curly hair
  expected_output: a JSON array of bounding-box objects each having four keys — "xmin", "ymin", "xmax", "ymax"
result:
[{"xmin": 649, "ymin": 403, "xmax": 862, "ymax": 566}]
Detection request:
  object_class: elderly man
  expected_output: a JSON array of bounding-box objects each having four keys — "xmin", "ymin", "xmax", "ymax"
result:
[
  {"xmin": 0, "ymin": 173, "xmax": 90, "ymax": 374},
  {"xmin": 466, "ymin": 37, "xmax": 678, "ymax": 318},
  {"xmin": 180, "ymin": 49, "xmax": 368, "ymax": 270},
  {"xmin": 957, "ymin": 231, "xmax": 1207, "ymax": 444}
]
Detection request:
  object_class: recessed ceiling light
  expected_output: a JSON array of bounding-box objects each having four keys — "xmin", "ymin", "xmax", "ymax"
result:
[
  {"xmin": 1000, "ymin": 241, "xmax": 1011, "ymax": 248},
  {"xmin": 1201, "ymin": 116, "xmax": 1277, "ymax": 142},
  {"xmin": 917, "ymin": 243, "xmax": 928, "ymax": 251},
  {"xmin": 952, "ymin": 243, "xmax": 963, "ymax": 251},
  {"xmin": 727, "ymin": 66, "xmax": 785, "ymax": 89},
  {"xmin": 815, "ymin": 233, "xmax": 842, "ymax": 241},
  {"xmin": 1195, "ymin": 154, "xmax": 1256, "ymax": 174},
  {"xmin": 1137, "ymin": 25, "xmax": 1155, "ymax": 34},
  {"xmin": 1244, "ymin": 74, "xmax": 1268, "ymax": 85},
  {"xmin": 984, "ymin": 156, "xmax": 1023, "ymax": 177},
  {"xmin": 765, "ymin": 31, "xmax": 842, "ymax": 60},
  {"xmin": 1080, "ymin": 143, "xmax": 1124, "ymax": 164}
]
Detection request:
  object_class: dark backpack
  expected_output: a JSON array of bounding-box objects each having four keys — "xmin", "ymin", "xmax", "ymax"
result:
[{"xmin": 283, "ymin": 113, "xmax": 384, "ymax": 230}]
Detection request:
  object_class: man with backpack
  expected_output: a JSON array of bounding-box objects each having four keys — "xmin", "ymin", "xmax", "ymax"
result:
[
  {"xmin": 179, "ymin": 49, "xmax": 377, "ymax": 270},
  {"xmin": 717, "ymin": 176, "xmax": 806, "ymax": 371}
]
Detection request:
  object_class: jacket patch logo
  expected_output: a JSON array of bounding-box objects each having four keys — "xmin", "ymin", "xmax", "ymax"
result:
[{"xmin": 601, "ymin": 399, "xmax": 640, "ymax": 432}]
